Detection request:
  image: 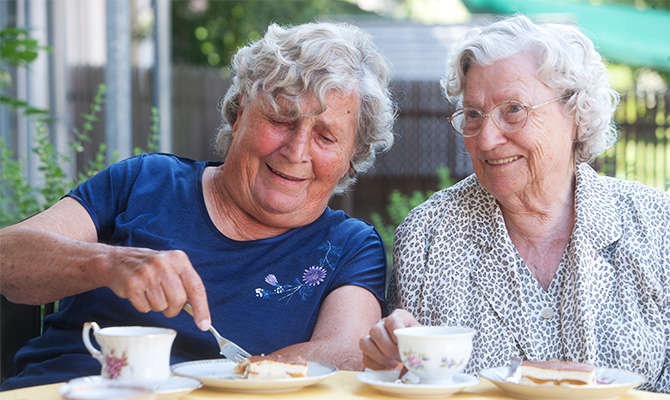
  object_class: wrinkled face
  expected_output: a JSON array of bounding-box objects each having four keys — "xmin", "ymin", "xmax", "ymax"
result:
[
  {"xmin": 462, "ymin": 53, "xmax": 578, "ymax": 204},
  {"xmin": 223, "ymin": 91, "xmax": 358, "ymax": 229}
]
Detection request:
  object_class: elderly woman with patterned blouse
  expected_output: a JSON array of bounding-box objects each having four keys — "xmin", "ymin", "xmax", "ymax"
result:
[{"xmin": 359, "ymin": 15, "xmax": 669, "ymax": 393}]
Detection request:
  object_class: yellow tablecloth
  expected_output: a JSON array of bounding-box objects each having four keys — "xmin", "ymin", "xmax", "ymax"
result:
[{"xmin": 1, "ymin": 371, "xmax": 668, "ymax": 400}]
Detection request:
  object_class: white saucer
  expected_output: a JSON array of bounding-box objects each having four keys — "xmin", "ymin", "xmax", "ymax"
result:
[
  {"xmin": 59, "ymin": 375, "xmax": 202, "ymax": 400},
  {"xmin": 356, "ymin": 370, "xmax": 480, "ymax": 398},
  {"xmin": 480, "ymin": 366, "xmax": 646, "ymax": 400},
  {"xmin": 171, "ymin": 359, "xmax": 337, "ymax": 393}
]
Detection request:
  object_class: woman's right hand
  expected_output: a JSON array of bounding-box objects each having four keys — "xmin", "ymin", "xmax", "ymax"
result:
[
  {"xmin": 104, "ymin": 246, "xmax": 211, "ymax": 331},
  {"xmin": 359, "ymin": 309, "xmax": 422, "ymax": 370},
  {"xmin": 0, "ymin": 197, "xmax": 211, "ymax": 332}
]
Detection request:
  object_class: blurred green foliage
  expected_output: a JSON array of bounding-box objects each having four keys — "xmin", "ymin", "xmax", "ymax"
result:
[
  {"xmin": 0, "ymin": 84, "xmax": 108, "ymax": 227},
  {"xmin": 371, "ymin": 166, "xmax": 455, "ymax": 266},
  {"xmin": 0, "ymin": 27, "xmax": 51, "ymax": 115},
  {"xmin": 0, "ymin": 26, "xmax": 160, "ymax": 228},
  {"xmin": 171, "ymin": 0, "xmax": 374, "ymax": 71},
  {"xmin": 600, "ymin": 0, "xmax": 669, "ymax": 11}
]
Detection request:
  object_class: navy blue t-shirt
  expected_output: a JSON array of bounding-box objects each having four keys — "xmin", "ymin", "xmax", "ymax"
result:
[{"xmin": 3, "ymin": 153, "xmax": 386, "ymax": 389}]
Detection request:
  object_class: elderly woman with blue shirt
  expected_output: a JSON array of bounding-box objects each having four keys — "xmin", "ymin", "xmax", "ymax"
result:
[
  {"xmin": 0, "ymin": 21, "xmax": 395, "ymax": 389},
  {"xmin": 360, "ymin": 15, "xmax": 669, "ymax": 393}
]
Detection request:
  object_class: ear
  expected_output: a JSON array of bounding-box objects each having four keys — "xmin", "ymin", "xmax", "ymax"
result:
[
  {"xmin": 575, "ymin": 121, "xmax": 586, "ymax": 140},
  {"xmin": 340, "ymin": 159, "xmax": 355, "ymax": 179},
  {"xmin": 573, "ymin": 95, "xmax": 586, "ymax": 139},
  {"xmin": 232, "ymin": 95, "xmax": 245, "ymax": 135},
  {"xmin": 340, "ymin": 144, "xmax": 361, "ymax": 178}
]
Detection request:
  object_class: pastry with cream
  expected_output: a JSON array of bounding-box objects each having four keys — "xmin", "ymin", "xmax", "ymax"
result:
[
  {"xmin": 233, "ymin": 355, "xmax": 309, "ymax": 380},
  {"xmin": 520, "ymin": 360, "xmax": 597, "ymax": 386}
]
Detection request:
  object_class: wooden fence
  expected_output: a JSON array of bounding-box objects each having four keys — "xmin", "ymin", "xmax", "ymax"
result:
[
  {"xmin": 66, "ymin": 66, "xmax": 670, "ymax": 221},
  {"xmin": 592, "ymin": 90, "xmax": 670, "ymax": 190}
]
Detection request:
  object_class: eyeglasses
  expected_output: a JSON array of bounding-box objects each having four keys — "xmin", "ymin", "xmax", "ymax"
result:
[{"xmin": 447, "ymin": 94, "xmax": 572, "ymax": 137}]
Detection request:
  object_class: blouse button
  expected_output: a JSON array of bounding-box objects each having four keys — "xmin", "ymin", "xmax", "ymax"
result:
[{"xmin": 541, "ymin": 308, "xmax": 555, "ymax": 319}]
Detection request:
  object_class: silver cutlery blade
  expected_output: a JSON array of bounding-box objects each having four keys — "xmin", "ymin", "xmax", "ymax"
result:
[
  {"xmin": 505, "ymin": 356, "xmax": 522, "ymax": 383},
  {"xmin": 182, "ymin": 304, "xmax": 251, "ymax": 362},
  {"xmin": 219, "ymin": 340, "xmax": 251, "ymax": 363}
]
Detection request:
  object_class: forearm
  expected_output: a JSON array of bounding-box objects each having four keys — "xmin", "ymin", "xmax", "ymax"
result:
[
  {"xmin": 271, "ymin": 285, "xmax": 381, "ymax": 371},
  {"xmin": 0, "ymin": 197, "xmax": 211, "ymax": 327},
  {"xmin": 273, "ymin": 341, "xmax": 364, "ymax": 371},
  {"xmin": 272, "ymin": 337, "xmax": 365, "ymax": 371},
  {"xmin": 0, "ymin": 226, "xmax": 109, "ymax": 304}
]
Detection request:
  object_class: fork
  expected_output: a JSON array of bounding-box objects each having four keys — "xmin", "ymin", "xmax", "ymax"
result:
[
  {"xmin": 505, "ymin": 356, "xmax": 522, "ymax": 383},
  {"xmin": 183, "ymin": 304, "xmax": 251, "ymax": 363}
]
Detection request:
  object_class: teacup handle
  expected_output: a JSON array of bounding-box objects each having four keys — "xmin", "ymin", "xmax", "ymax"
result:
[{"xmin": 82, "ymin": 322, "xmax": 104, "ymax": 365}]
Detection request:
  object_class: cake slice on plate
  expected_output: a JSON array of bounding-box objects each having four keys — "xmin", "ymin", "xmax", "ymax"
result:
[
  {"xmin": 233, "ymin": 355, "xmax": 309, "ymax": 380},
  {"xmin": 520, "ymin": 360, "xmax": 597, "ymax": 386}
]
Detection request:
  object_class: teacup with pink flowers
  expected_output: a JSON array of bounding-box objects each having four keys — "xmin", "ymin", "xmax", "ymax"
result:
[
  {"xmin": 394, "ymin": 326, "xmax": 476, "ymax": 384},
  {"xmin": 82, "ymin": 322, "xmax": 176, "ymax": 388}
]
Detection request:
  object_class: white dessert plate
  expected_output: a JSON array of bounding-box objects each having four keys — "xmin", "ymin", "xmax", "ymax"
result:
[
  {"xmin": 170, "ymin": 359, "xmax": 337, "ymax": 393},
  {"xmin": 59, "ymin": 375, "xmax": 202, "ymax": 400},
  {"xmin": 356, "ymin": 370, "xmax": 480, "ymax": 398},
  {"xmin": 479, "ymin": 366, "xmax": 646, "ymax": 400}
]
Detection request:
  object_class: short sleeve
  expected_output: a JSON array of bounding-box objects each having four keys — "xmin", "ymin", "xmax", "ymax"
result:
[
  {"xmin": 65, "ymin": 155, "xmax": 144, "ymax": 238},
  {"xmin": 327, "ymin": 218, "xmax": 387, "ymax": 303}
]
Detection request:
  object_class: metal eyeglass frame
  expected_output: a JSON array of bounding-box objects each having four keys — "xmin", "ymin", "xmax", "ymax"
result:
[{"xmin": 447, "ymin": 93, "xmax": 573, "ymax": 137}]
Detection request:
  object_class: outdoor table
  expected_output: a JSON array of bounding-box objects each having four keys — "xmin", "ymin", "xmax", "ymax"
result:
[{"xmin": 1, "ymin": 371, "xmax": 668, "ymax": 400}]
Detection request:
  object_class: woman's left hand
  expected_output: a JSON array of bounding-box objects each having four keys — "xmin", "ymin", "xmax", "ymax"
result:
[{"xmin": 359, "ymin": 309, "xmax": 421, "ymax": 370}]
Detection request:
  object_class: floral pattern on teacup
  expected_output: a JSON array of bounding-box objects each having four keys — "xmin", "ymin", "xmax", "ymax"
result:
[
  {"xmin": 440, "ymin": 356, "xmax": 466, "ymax": 369},
  {"xmin": 104, "ymin": 349, "xmax": 128, "ymax": 379},
  {"xmin": 401, "ymin": 350, "xmax": 430, "ymax": 369},
  {"xmin": 401, "ymin": 350, "xmax": 468, "ymax": 371}
]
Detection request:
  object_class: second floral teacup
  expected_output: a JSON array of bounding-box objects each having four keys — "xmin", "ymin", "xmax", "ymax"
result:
[
  {"xmin": 394, "ymin": 326, "xmax": 476, "ymax": 385},
  {"xmin": 82, "ymin": 322, "xmax": 176, "ymax": 388}
]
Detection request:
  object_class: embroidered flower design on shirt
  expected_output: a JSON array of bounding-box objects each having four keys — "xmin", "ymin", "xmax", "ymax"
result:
[
  {"xmin": 265, "ymin": 274, "xmax": 278, "ymax": 286},
  {"xmin": 303, "ymin": 266, "xmax": 326, "ymax": 286},
  {"xmin": 255, "ymin": 241, "xmax": 340, "ymax": 303}
]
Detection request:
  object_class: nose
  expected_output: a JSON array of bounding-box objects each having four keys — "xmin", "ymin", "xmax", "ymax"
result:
[
  {"xmin": 280, "ymin": 125, "xmax": 311, "ymax": 163},
  {"xmin": 476, "ymin": 116, "xmax": 507, "ymax": 151}
]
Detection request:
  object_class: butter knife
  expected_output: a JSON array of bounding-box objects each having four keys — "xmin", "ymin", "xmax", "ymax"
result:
[{"xmin": 183, "ymin": 304, "xmax": 251, "ymax": 363}]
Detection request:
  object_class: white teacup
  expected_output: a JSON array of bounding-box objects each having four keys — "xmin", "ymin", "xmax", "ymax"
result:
[
  {"xmin": 82, "ymin": 322, "xmax": 176, "ymax": 388},
  {"xmin": 394, "ymin": 326, "xmax": 476, "ymax": 385}
]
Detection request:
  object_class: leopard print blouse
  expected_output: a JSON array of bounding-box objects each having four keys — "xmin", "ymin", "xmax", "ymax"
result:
[{"xmin": 388, "ymin": 163, "xmax": 669, "ymax": 393}]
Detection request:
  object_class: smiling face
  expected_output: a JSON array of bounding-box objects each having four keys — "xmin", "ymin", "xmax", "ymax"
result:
[
  {"xmin": 462, "ymin": 53, "xmax": 578, "ymax": 207},
  {"xmin": 221, "ymin": 90, "xmax": 359, "ymax": 230}
]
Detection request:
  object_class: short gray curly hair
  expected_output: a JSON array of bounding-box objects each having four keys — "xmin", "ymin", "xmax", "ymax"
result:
[
  {"xmin": 214, "ymin": 21, "xmax": 396, "ymax": 194},
  {"xmin": 442, "ymin": 14, "xmax": 620, "ymax": 163}
]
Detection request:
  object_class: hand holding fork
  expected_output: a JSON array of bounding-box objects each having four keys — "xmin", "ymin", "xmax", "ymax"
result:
[{"xmin": 183, "ymin": 304, "xmax": 251, "ymax": 363}]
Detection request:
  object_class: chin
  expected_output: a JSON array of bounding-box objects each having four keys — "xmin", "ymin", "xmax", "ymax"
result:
[
  {"xmin": 262, "ymin": 201, "xmax": 301, "ymax": 215},
  {"xmin": 264, "ymin": 198, "xmax": 314, "ymax": 218},
  {"xmin": 482, "ymin": 179, "xmax": 524, "ymax": 199}
]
